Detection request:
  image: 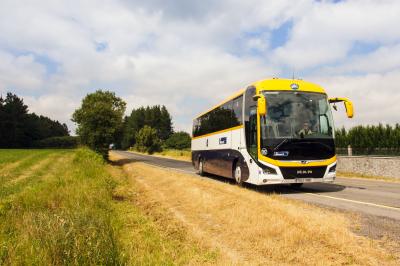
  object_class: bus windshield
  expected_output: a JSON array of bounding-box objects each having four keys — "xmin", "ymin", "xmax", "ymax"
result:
[{"xmin": 260, "ymin": 91, "xmax": 334, "ymax": 153}]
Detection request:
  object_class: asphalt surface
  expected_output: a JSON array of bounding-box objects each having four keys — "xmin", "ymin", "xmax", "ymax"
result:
[{"xmin": 112, "ymin": 150, "xmax": 400, "ymax": 221}]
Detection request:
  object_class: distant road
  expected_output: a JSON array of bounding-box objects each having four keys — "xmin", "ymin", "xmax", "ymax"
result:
[{"xmin": 112, "ymin": 150, "xmax": 400, "ymax": 221}]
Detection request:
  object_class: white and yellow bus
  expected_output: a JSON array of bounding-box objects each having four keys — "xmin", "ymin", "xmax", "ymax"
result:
[{"xmin": 191, "ymin": 78, "xmax": 353, "ymax": 186}]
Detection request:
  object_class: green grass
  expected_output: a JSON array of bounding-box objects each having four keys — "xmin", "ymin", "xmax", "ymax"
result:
[
  {"xmin": 0, "ymin": 149, "xmax": 36, "ymax": 164},
  {"xmin": 0, "ymin": 148, "xmax": 215, "ymax": 265}
]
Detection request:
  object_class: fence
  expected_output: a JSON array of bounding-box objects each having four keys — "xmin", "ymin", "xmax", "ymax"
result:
[{"xmin": 336, "ymin": 146, "xmax": 400, "ymax": 157}]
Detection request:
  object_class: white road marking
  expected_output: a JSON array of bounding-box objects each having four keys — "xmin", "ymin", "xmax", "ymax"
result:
[{"xmin": 301, "ymin": 192, "xmax": 400, "ymax": 211}]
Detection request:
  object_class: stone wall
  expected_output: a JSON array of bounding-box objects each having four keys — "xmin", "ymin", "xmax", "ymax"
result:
[{"xmin": 337, "ymin": 156, "xmax": 400, "ymax": 179}]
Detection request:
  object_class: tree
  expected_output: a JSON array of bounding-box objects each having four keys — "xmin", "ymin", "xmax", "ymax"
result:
[
  {"xmin": 1, "ymin": 93, "xmax": 30, "ymax": 147},
  {"xmin": 164, "ymin": 131, "xmax": 191, "ymax": 150},
  {"xmin": 72, "ymin": 90, "xmax": 126, "ymax": 159},
  {"xmin": 0, "ymin": 92, "xmax": 70, "ymax": 148},
  {"xmin": 120, "ymin": 107, "xmax": 146, "ymax": 149},
  {"xmin": 120, "ymin": 105, "xmax": 173, "ymax": 149},
  {"xmin": 159, "ymin": 105, "xmax": 173, "ymax": 140},
  {"xmin": 335, "ymin": 124, "xmax": 400, "ymax": 155},
  {"xmin": 0, "ymin": 95, "xmax": 5, "ymax": 146},
  {"xmin": 134, "ymin": 125, "xmax": 161, "ymax": 154}
]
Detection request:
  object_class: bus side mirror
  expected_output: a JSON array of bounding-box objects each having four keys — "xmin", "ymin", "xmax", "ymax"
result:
[
  {"xmin": 253, "ymin": 94, "xmax": 267, "ymax": 116},
  {"xmin": 329, "ymin": 97, "xmax": 354, "ymax": 118},
  {"xmin": 344, "ymin": 100, "xmax": 353, "ymax": 118}
]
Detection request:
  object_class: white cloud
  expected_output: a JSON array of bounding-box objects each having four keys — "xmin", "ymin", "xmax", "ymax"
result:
[
  {"xmin": 320, "ymin": 43, "xmax": 400, "ymax": 75},
  {"xmin": 0, "ymin": 0, "xmax": 399, "ymax": 134},
  {"xmin": 23, "ymin": 94, "xmax": 78, "ymax": 131},
  {"xmin": 273, "ymin": 0, "xmax": 400, "ymax": 68},
  {"xmin": 0, "ymin": 51, "xmax": 45, "ymax": 91}
]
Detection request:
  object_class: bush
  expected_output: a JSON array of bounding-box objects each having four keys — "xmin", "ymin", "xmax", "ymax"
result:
[
  {"xmin": 164, "ymin": 131, "xmax": 191, "ymax": 150},
  {"xmin": 134, "ymin": 126, "xmax": 162, "ymax": 154},
  {"xmin": 32, "ymin": 136, "xmax": 79, "ymax": 148}
]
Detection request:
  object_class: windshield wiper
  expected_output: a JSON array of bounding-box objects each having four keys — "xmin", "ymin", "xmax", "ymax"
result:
[
  {"xmin": 274, "ymin": 138, "xmax": 290, "ymax": 151},
  {"xmin": 294, "ymin": 140, "xmax": 333, "ymax": 152}
]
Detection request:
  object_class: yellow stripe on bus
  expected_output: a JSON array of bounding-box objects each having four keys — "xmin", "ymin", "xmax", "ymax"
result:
[
  {"xmin": 191, "ymin": 125, "xmax": 244, "ymax": 140},
  {"xmin": 258, "ymin": 154, "xmax": 337, "ymax": 167}
]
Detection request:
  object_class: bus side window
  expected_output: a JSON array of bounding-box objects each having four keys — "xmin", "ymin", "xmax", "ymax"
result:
[
  {"xmin": 244, "ymin": 86, "xmax": 257, "ymax": 159},
  {"xmin": 232, "ymin": 95, "xmax": 243, "ymax": 126}
]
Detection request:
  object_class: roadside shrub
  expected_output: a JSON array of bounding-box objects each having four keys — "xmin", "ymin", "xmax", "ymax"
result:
[
  {"xmin": 134, "ymin": 126, "xmax": 162, "ymax": 154},
  {"xmin": 164, "ymin": 131, "xmax": 191, "ymax": 150},
  {"xmin": 73, "ymin": 147, "xmax": 105, "ymax": 165},
  {"xmin": 32, "ymin": 136, "xmax": 79, "ymax": 148}
]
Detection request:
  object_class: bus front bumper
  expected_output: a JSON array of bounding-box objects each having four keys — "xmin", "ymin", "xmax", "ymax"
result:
[{"xmin": 254, "ymin": 161, "xmax": 337, "ymax": 185}]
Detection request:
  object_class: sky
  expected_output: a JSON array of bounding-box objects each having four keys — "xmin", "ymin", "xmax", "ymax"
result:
[{"xmin": 1, "ymin": 0, "xmax": 400, "ymax": 134}]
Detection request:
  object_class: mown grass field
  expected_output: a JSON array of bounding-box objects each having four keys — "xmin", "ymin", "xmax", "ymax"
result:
[{"xmin": 0, "ymin": 149, "xmax": 215, "ymax": 265}]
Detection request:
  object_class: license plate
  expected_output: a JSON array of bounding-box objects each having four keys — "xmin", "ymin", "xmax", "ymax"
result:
[{"xmin": 295, "ymin": 178, "xmax": 312, "ymax": 183}]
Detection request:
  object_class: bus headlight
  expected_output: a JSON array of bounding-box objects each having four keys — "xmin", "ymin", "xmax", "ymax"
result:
[
  {"xmin": 328, "ymin": 164, "xmax": 336, "ymax": 173},
  {"xmin": 262, "ymin": 165, "xmax": 277, "ymax": 175}
]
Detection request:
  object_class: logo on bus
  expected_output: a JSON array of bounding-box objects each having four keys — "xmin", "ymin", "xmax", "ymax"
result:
[
  {"xmin": 274, "ymin": 151, "xmax": 289, "ymax": 157},
  {"xmin": 297, "ymin": 170, "xmax": 313, "ymax": 174},
  {"xmin": 290, "ymin": 83, "xmax": 299, "ymax": 90},
  {"xmin": 219, "ymin": 137, "xmax": 227, "ymax": 145},
  {"xmin": 261, "ymin": 148, "xmax": 268, "ymax": 156}
]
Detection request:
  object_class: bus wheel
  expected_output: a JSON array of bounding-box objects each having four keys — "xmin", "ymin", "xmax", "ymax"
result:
[
  {"xmin": 290, "ymin": 183, "xmax": 303, "ymax": 189},
  {"xmin": 198, "ymin": 158, "xmax": 205, "ymax": 176},
  {"xmin": 233, "ymin": 164, "xmax": 243, "ymax": 186}
]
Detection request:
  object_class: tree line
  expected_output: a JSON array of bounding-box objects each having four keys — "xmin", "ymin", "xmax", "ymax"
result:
[
  {"xmin": 120, "ymin": 105, "xmax": 173, "ymax": 150},
  {"xmin": 120, "ymin": 106, "xmax": 191, "ymax": 154},
  {"xmin": 0, "ymin": 93, "xmax": 72, "ymax": 148},
  {"xmin": 335, "ymin": 124, "xmax": 400, "ymax": 155},
  {"xmin": 73, "ymin": 90, "xmax": 191, "ymax": 159}
]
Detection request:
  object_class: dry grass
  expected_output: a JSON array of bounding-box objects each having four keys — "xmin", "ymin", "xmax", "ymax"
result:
[
  {"xmin": 129, "ymin": 149, "xmax": 192, "ymax": 162},
  {"xmin": 337, "ymin": 171, "xmax": 400, "ymax": 183},
  {"xmin": 155, "ymin": 149, "xmax": 192, "ymax": 162},
  {"xmin": 111, "ymin": 153, "xmax": 398, "ymax": 265},
  {"xmin": 107, "ymin": 164, "xmax": 218, "ymax": 265}
]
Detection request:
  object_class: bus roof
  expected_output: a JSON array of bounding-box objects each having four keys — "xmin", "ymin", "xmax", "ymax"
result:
[
  {"xmin": 252, "ymin": 78, "xmax": 326, "ymax": 94},
  {"xmin": 194, "ymin": 78, "xmax": 326, "ymax": 119}
]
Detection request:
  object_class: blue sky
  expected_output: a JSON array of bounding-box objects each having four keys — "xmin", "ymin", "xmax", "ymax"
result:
[{"xmin": 1, "ymin": 0, "xmax": 400, "ymax": 133}]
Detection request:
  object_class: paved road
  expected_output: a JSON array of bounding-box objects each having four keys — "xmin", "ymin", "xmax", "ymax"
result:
[{"xmin": 113, "ymin": 150, "xmax": 400, "ymax": 220}]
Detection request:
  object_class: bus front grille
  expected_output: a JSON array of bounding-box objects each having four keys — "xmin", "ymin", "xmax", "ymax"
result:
[{"xmin": 280, "ymin": 166, "xmax": 327, "ymax": 179}]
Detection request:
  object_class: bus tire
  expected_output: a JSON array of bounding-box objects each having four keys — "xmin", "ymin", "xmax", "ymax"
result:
[
  {"xmin": 290, "ymin": 183, "xmax": 303, "ymax": 188},
  {"xmin": 198, "ymin": 158, "xmax": 205, "ymax": 176},
  {"xmin": 233, "ymin": 164, "xmax": 243, "ymax": 186}
]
